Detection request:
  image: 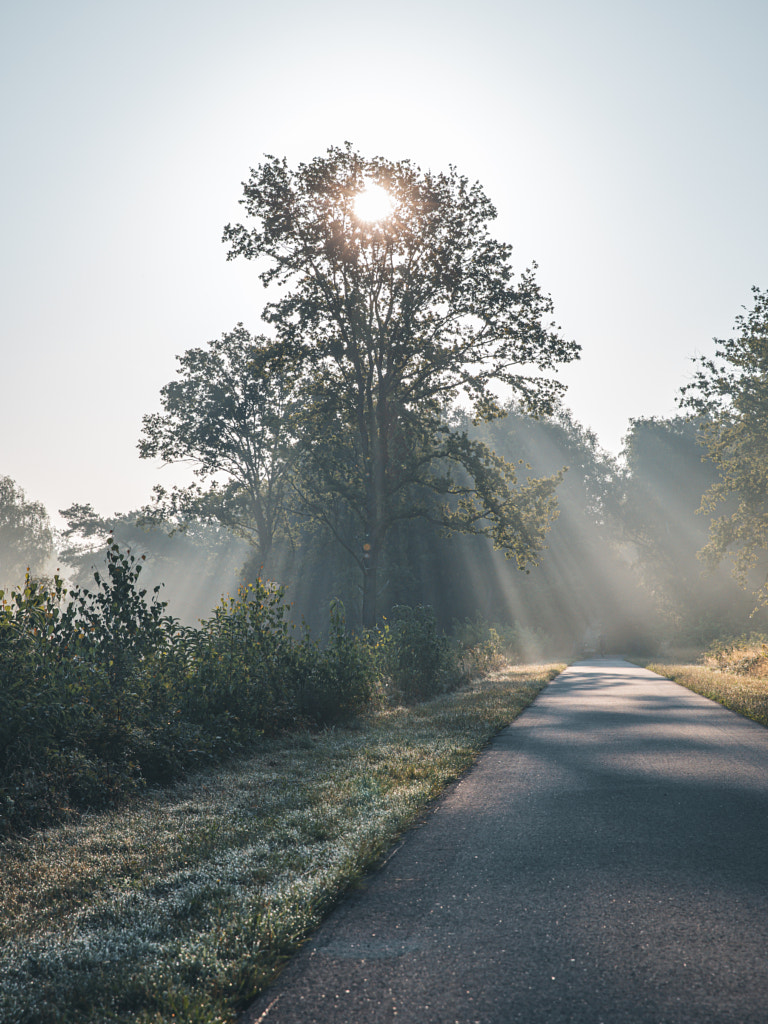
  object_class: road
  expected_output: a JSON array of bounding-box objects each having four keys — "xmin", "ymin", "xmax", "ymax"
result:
[{"xmin": 241, "ymin": 659, "xmax": 768, "ymax": 1024}]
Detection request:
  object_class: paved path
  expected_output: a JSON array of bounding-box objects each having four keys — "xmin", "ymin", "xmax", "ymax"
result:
[{"xmin": 242, "ymin": 659, "xmax": 768, "ymax": 1024}]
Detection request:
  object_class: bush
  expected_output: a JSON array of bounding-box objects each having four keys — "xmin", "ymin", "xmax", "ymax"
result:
[
  {"xmin": 0, "ymin": 551, "xmax": 383, "ymax": 834},
  {"xmin": 702, "ymin": 633, "xmax": 768, "ymax": 677},
  {"xmin": 451, "ymin": 616, "xmax": 553, "ymax": 671},
  {"xmin": 375, "ymin": 605, "xmax": 465, "ymax": 703},
  {"xmin": 452, "ymin": 617, "xmax": 508, "ymax": 675},
  {"xmin": 2, "ymin": 548, "xmax": 528, "ymax": 835},
  {"xmin": 181, "ymin": 579, "xmax": 299, "ymax": 738},
  {"xmin": 0, "ymin": 548, "xmax": 179, "ymax": 831},
  {"xmin": 296, "ymin": 601, "xmax": 379, "ymax": 724}
]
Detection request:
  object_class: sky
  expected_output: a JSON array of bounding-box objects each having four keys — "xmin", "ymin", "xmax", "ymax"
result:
[{"xmin": 2, "ymin": 0, "xmax": 767, "ymax": 528}]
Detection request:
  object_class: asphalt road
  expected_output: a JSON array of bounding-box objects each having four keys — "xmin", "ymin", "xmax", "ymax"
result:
[{"xmin": 241, "ymin": 659, "xmax": 768, "ymax": 1024}]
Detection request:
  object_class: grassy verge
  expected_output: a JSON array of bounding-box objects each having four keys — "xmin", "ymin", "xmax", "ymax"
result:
[
  {"xmin": 646, "ymin": 661, "xmax": 768, "ymax": 728},
  {"xmin": 0, "ymin": 663, "xmax": 561, "ymax": 1024}
]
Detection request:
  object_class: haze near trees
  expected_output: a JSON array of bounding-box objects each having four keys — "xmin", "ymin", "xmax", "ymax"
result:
[
  {"xmin": 143, "ymin": 145, "xmax": 580, "ymax": 626},
  {"xmin": 0, "ymin": 476, "xmax": 53, "ymax": 589},
  {"xmin": 681, "ymin": 287, "xmax": 768, "ymax": 605}
]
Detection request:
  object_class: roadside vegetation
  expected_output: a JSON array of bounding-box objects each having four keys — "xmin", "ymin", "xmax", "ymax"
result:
[
  {"xmin": 2, "ymin": 142, "xmax": 767, "ymax": 1022},
  {"xmin": 0, "ymin": 662, "xmax": 560, "ymax": 1024},
  {"xmin": 0, "ymin": 540, "xmax": 545, "ymax": 837},
  {"xmin": 647, "ymin": 633, "xmax": 768, "ymax": 728},
  {"xmin": 0, "ymin": 529, "xmax": 561, "ymax": 1023}
]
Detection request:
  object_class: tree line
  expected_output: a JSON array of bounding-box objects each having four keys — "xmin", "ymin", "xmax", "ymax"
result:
[{"xmin": 3, "ymin": 147, "xmax": 768, "ymax": 653}]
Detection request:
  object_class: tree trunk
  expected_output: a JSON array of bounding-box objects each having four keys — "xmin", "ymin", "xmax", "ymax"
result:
[{"xmin": 361, "ymin": 525, "xmax": 381, "ymax": 630}]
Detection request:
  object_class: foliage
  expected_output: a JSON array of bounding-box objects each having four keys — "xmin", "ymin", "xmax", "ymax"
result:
[
  {"xmin": 2, "ymin": 529, "xmax": 549, "ymax": 834},
  {"xmin": 58, "ymin": 502, "xmax": 249, "ymax": 623},
  {"xmin": 0, "ymin": 475, "xmax": 53, "ymax": 589},
  {"xmin": 616, "ymin": 415, "xmax": 768, "ymax": 648},
  {"xmin": 242, "ymin": 398, "xmax": 766, "ymax": 657},
  {"xmin": 0, "ymin": 545, "xmax": 180, "ymax": 829},
  {"xmin": 374, "ymin": 604, "xmax": 465, "ymax": 703},
  {"xmin": 471, "ymin": 402, "xmax": 658, "ymax": 653},
  {"xmin": 296, "ymin": 600, "xmax": 379, "ymax": 723},
  {"xmin": 451, "ymin": 616, "xmax": 509, "ymax": 674},
  {"xmin": 701, "ymin": 633, "xmax": 768, "ymax": 677},
  {"xmin": 223, "ymin": 144, "xmax": 579, "ymax": 624},
  {"xmin": 618, "ymin": 417, "xmax": 721, "ymax": 622},
  {"xmin": 0, "ymin": 543, "xmax": 380, "ymax": 835},
  {"xmin": 452, "ymin": 614, "xmax": 553, "ymax": 669},
  {"xmin": 138, "ymin": 325, "xmax": 299, "ymax": 565},
  {"xmin": 4, "ymin": 542, "xmax": 523, "ymax": 835},
  {"xmin": 74, "ymin": 539, "xmax": 169, "ymax": 692},
  {"xmin": 680, "ymin": 286, "xmax": 768, "ymax": 604},
  {"xmin": 0, "ymin": 664, "xmax": 561, "ymax": 1024},
  {"xmin": 477, "ymin": 402, "xmax": 620, "ymax": 524}
]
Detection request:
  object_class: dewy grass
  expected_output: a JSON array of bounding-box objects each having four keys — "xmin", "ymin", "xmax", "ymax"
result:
[
  {"xmin": 0, "ymin": 663, "xmax": 561, "ymax": 1024},
  {"xmin": 647, "ymin": 661, "xmax": 768, "ymax": 729}
]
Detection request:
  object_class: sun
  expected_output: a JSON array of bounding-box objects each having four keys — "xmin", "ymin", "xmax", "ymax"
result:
[{"xmin": 353, "ymin": 182, "xmax": 394, "ymax": 222}]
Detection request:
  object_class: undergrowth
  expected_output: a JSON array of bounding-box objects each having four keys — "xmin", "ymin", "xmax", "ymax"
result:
[
  {"xmin": 700, "ymin": 633, "xmax": 768, "ymax": 677},
  {"xmin": 0, "ymin": 546, "xmax": 516, "ymax": 835},
  {"xmin": 0, "ymin": 663, "xmax": 561, "ymax": 1024}
]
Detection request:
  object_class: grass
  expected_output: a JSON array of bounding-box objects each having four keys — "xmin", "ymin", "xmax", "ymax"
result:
[
  {"xmin": 0, "ymin": 662, "xmax": 561, "ymax": 1024},
  {"xmin": 646, "ymin": 651, "xmax": 768, "ymax": 729}
]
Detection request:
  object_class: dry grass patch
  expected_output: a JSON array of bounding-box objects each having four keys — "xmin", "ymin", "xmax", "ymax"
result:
[
  {"xmin": 647, "ymin": 660, "xmax": 768, "ymax": 728},
  {"xmin": 0, "ymin": 663, "xmax": 561, "ymax": 1024}
]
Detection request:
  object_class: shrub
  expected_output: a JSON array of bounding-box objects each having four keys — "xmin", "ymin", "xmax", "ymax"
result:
[
  {"xmin": 3, "ymin": 548, "xmax": 531, "ymax": 835},
  {"xmin": 182, "ymin": 579, "xmax": 298, "ymax": 738},
  {"xmin": 376, "ymin": 605, "xmax": 465, "ymax": 703},
  {"xmin": 702, "ymin": 633, "xmax": 768, "ymax": 677},
  {"xmin": 451, "ymin": 616, "xmax": 553, "ymax": 671},
  {"xmin": 452, "ymin": 616, "xmax": 508, "ymax": 675},
  {"xmin": 296, "ymin": 601, "xmax": 379, "ymax": 724},
  {"xmin": 0, "ymin": 548, "xmax": 178, "ymax": 831},
  {"xmin": 0, "ymin": 554, "xmax": 384, "ymax": 834}
]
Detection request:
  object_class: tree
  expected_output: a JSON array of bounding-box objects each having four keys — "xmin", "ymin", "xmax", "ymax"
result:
[
  {"xmin": 616, "ymin": 415, "xmax": 760, "ymax": 642},
  {"xmin": 619, "ymin": 417, "xmax": 714, "ymax": 611},
  {"xmin": 474, "ymin": 404, "xmax": 656, "ymax": 652},
  {"xmin": 0, "ymin": 476, "xmax": 53, "ymax": 589},
  {"xmin": 138, "ymin": 325, "xmax": 298, "ymax": 566},
  {"xmin": 680, "ymin": 287, "xmax": 768, "ymax": 604},
  {"xmin": 223, "ymin": 145, "xmax": 580, "ymax": 626}
]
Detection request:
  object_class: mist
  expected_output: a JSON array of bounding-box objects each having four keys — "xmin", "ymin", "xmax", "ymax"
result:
[
  {"xmin": 4, "ymin": 403, "xmax": 766, "ymax": 653},
  {"xmin": 56, "ymin": 508, "xmax": 252, "ymax": 626},
  {"xmin": 251, "ymin": 405, "xmax": 767, "ymax": 657}
]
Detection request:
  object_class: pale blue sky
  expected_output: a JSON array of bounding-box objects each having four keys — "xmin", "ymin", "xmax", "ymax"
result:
[{"xmin": 2, "ymin": 0, "xmax": 766, "ymax": 525}]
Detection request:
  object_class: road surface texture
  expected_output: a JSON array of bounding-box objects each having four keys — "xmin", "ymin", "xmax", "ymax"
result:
[{"xmin": 241, "ymin": 659, "xmax": 768, "ymax": 1024}]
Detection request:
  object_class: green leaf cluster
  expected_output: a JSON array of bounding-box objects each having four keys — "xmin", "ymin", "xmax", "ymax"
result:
[{"xmin": 680, "ymin": 287, "xmax": 768, "ymax": 603}]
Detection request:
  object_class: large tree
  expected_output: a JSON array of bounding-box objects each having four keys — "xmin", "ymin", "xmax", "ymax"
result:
[
  {"xmin": 138, "ymin": 325, "xmax": 298, "ymax": 566},
  {"xmin": 223, "ymin": 145, "xmax": 579, "ymax": 626},
  {"xmin": 680, "ymin": 287, "xmax": 768, "ymax": 604}
]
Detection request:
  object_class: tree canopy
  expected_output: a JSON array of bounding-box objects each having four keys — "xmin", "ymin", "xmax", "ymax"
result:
[
  {"xmin": 222, "ymin": 145, "xmax": 580, "ymax": 625},
  {"xmin": 680, "ymin": 287, "xmax": 768, "ymax": 604},
  {"xmin": 615, "ymin": 415, "xmax": 759, "ymax": 641},
  {"xmin": 139, "ymin": 325, "xmax": 298, "ymax": 565}
]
